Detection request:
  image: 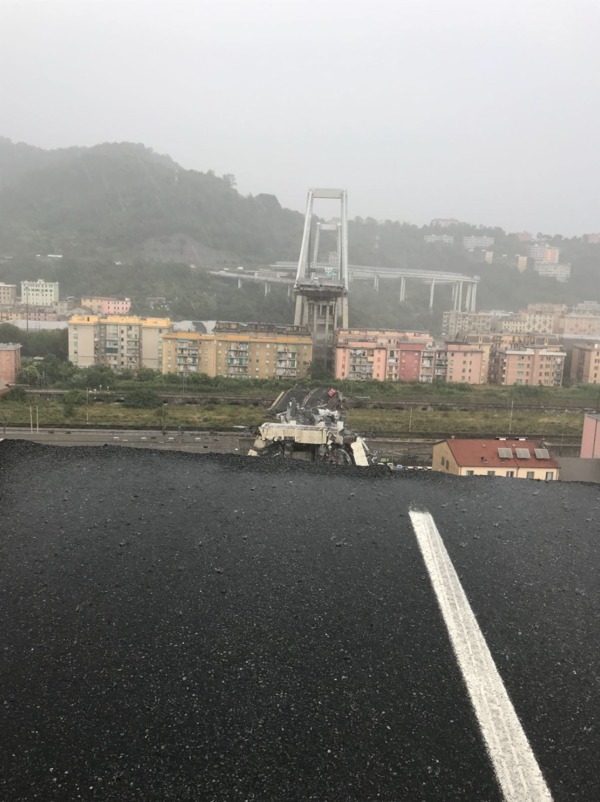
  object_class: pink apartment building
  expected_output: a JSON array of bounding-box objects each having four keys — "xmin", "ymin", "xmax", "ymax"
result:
[
  {"xmin": 570, "ymin": 342, "xmax": 600, "ymax": 384},
  {"xmin": 581, "ymin": 413, "xmax": 600, "ymax": 458},
  {"xmin": 334, "ymin": 330, "xmax": 433, "ymax": 382},
  {"xmin": 81, "ymin": 296, "xmax": 132, "ymax": 315},
  {"xmin": 334, "ymin": 337, "xmax": 387, "ymax": 380},
  {"xmin": 395, "ymin": 342, "xmax": 428, "ymax": 382},
  {"xmin": 334, "ymin": 330, "xmax": 493, "ymax": 384},
  {"xmin": 0, "ymin": 343, "xmax": 22, "ymax": 384},
  {"xmin": 494, "ymin": 346, "xmax": 565, "ymax": 386},
  {"xmin": 446, "ymin": 341, "xmax": 489, "ymax": 384}
]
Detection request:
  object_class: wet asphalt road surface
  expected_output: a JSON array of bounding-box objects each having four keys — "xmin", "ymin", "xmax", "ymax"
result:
[{"xmin": 0, "ymin": 440, "xmax": 599, "ymax": 801}]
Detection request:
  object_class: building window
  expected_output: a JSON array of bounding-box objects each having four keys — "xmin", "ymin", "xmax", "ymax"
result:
[
  {"xmin": 466, "ymin": 470, "xmax": 474, "ymax": 476},
  {"xmin": 526, "ymin": 471, "xmax": 535, "ymax": 479},
  {"xmin": 545, "ymin": 471, "xmax": 554, "ymax": 481},
  {"xmin": 487, "ymin": 470, "xmax": 495, "ymax": 476},
  {"xmin": 506, "ymin": 471, "xmax": 515, "ymax": 477}
]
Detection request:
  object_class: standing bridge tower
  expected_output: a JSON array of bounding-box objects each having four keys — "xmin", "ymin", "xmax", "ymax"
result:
[{"xmin": 293, "ymin": 188, "xmax": 349, "ymax": 372}]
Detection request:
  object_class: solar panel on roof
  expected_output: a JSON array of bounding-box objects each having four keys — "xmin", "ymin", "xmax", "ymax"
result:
[
  {"xmin": 515, "ymin": 448, "xmax": 531, "ymax": 459},
  {"xmin": 498, "ymin": 447, "xmax": 513, "ymax": 459},
  {"xmin": 535, "ymin": 448, "xmax": 550, "ymax": 459}
]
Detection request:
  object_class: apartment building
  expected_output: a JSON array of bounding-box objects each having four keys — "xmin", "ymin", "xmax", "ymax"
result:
[
  {"xmin": 570, "ymin": 343, "xmax": 600, "ymax": 384},
  {"xmin": 433, "ymin": 438, "xmax": 560, "ymax": 480},
  {"xmin": 334, "ymin": 330, "xmax": 492, "ymax": 385},
  {"xmin": 162, "ymin": 322, "xmax": 313, "ymax": 380},
  {"xmin": 442, "ymin": 304, "xmax": 600, "ymax": 341},
  {"xmin": 0, "ymin": 283, "xmax": 17, "ymax": 305},
  {"xmin": 559, "ymin": 314, "xmax": 600, "ymax": 337},
  {"xmin": 527, "ymin": 303, "xmax": 568, "ymax": 315},
  {"xmin": 516, "ymin": 256, "xmax": 528, "ymax": 272},
  {"xmin": 20, "ymin": 279, "xmax": 60, "ymax": 306},
  {"xmin": 491, "ymin": 346, "xmax": 565, "ymax": 386},
  {"xmin": 581, "ymin": 414, "xmax": 600, "ymax": 458},
  {"xmin": 501, "ymin": 312, "xmax": 555, "ymax": 335},
  {"xmin": 463, "ymin": 235, "xmax": 494, "ymax": 250},
  {"xmin": 446, "ymin": 341, "xmax": 490, "ymax": 384},
  {"xmin": 68, "ymin": 315, "xmax": 172, "ymax": 370},
  {"xmin": 573, "ymin": 301, "xmax": 600, "ymax": 315},
  {"xmin": 80, "ymin": 296, "xmax": 132, "ymax": 315},
  {"xmin": 334, "ymin": 330, "xmax": 434, "ymax": 382},
  {"xmin": 490, "ymin": 333, "xmax": 562, "ymax": 349},
  {"xmin": 442, "ymin": 310, "xmax": 495, "ymax": 338},
  {"xmin": 424, "ymin": 234, "xmax": 454, "ymax": 245},
  {"xmin": 533, "ymin": 262, "xmax": 571, "ymax": 282},
  {"xmin": 529, "ymin": 244, "xmax": 560, "ymax": 264},
  {"xmin": 0, "ymin": 343, "xmax": 21, "ymax": 384},
  {"xmin": 335, "ymin": 339, "xmax": 386, "ymax": 381}
]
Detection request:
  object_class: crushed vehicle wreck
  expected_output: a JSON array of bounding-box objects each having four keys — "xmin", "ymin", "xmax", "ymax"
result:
[{"xmin": 248, "ymin": 387, "xmax": 373, "ymax": 466}]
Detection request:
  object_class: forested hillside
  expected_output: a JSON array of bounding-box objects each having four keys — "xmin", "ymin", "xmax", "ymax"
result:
[{"xmin": 0, "ymin": 137, "xmax": 598, "ymax": 330}]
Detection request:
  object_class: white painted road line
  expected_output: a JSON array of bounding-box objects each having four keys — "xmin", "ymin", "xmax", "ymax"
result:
[{"xmin": 409, "ymin": 510, "xmax": 552, "ymax": 802}]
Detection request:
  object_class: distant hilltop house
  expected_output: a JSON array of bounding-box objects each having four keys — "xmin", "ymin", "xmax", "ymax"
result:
[
  {"xmin": 433, "ymin": 438, "xmax": 560, "ymax": 480},
  {"xmin": 430, "ymin": 218, "xmax": 462, "ymax": 228}
]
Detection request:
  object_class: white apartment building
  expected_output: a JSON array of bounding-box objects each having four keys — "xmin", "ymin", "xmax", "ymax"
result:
[
  {"xmin": 20, "ymin": 279, "xmax": 60, "ymax": 306},
  {"xmin": 424, "ymin": 234, "xmax": 454, "ymax": 245},
  {"xmin": 533, "ymin": 263, "xmax": 571, "ymax": 282},
  {"xmin": 463, "ymin": 235, "xmax": 494, "ymax": 250},
  {"xmin": 529, "ymin": 244, "xmax": 560, "ymax": 264}
]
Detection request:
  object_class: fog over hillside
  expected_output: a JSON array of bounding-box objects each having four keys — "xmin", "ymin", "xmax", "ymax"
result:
[{"xmin": 0, "ymin": 137, "xmax": 598, "ymax": 330}]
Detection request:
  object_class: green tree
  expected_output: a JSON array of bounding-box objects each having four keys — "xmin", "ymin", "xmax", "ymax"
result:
[
  {"xmin": 123, "ymin": 388, "xmax": 162, "ymax": 408},
  {"xmin": 0, "ymin": 323, "xmax": 22, "ymax": 343},
  {"xmin": 17, "ymin": 365, "xmax": 40, "ymax": 386},
  {"xmin": 2, "ymin": 386, "xmax": 27, "ymax": 402},
  {"xmin": 71, "ymin": 365, "xmax": 116, "ymax": 389},
  {"xmin": 62, "ymin": 389, "xmax": 86, "ymax": 406},
  {"xmin": 136, "ymin": 367, "xmax": 161, "ymax": 383}
]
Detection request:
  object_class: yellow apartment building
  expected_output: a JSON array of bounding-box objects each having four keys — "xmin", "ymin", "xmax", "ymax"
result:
[
  {"xmin": 162, "ymin": 322, "xmax": 313, "ymax": 379},
  {"xmin": 0, "ymin": 283, "xmax": 17, "ymax": 305},
  {"xmin": 68, "ymin": 315, "xmax": 172, "ymax": 371}
]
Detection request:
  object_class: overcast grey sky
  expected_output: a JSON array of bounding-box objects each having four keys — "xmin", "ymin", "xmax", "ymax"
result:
[{"xmin": 2, "ymin": 0, "xmax": 599, "ymax": 234}]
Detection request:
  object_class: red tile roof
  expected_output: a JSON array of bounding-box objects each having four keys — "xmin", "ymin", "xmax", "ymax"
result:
[{"xmin": 444, "ymin": 438, "xmax": 559, "ymax": 469}]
